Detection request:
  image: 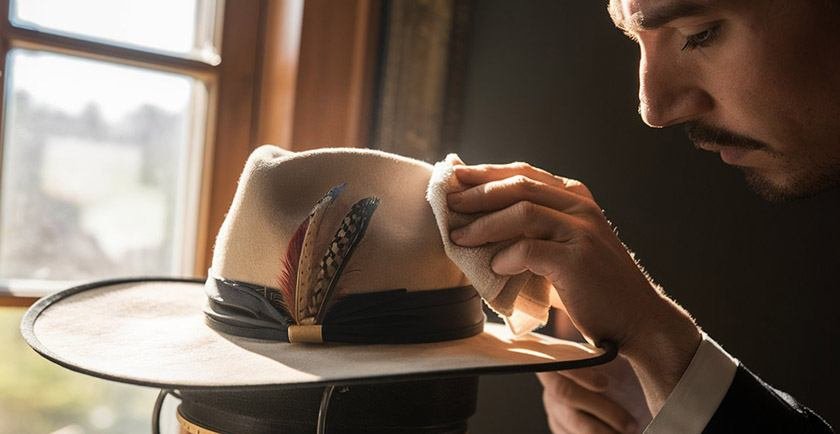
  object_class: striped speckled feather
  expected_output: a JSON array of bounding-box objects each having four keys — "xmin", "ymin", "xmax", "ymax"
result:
[{"xmin": 301, "ymin": 196, "xmax": 380, "ymax": 323}]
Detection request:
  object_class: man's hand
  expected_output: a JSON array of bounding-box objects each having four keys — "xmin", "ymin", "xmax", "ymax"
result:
[
  {"xmin": 447, "ymin": 162, "xmax": 702, "ymax": 413},
  {"xmin": 539, "ymin": 311, "xmax": 651, "ymax": 434},
  {"xmin": 538, "ymin": 355, "xmax": 650, "ymax": 434}
]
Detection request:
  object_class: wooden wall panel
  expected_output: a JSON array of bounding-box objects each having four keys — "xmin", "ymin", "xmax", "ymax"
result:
[
  {"xmin": 289, "ymin": 0, "xmax": 381, "ymax": 150},
  {"xmin": 255, "ymin": 0, "xmax": 304, "ymax": 150},
  {"xmin": 372, "ymin": 0, "xmax": 471, "ymax": 162}
]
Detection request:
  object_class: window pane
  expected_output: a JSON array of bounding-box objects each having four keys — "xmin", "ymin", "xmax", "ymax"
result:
[
  {"xmin": 0, "ymin": 49, "xmax": 205, "ymax": 286},
  {"xmin": 10, "ymin": 0, "xmax": 222, "ymax": 64},
  {"xmin": 0, "ymin": 308, "xmax": 159, "ymax": 433}
]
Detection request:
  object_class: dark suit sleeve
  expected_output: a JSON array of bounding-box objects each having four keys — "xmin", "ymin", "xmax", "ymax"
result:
[{"xmin": 703, "ymin": 364, "xmax": 833, "ymax": 433}]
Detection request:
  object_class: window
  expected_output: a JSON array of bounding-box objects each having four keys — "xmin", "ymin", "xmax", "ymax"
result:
[
  {"xmin": 0, "ymin": 0, "xmax": 224, "ymax": 297},
  {"xmin": 0, "ymin": 0, "xmax": 381, "ymax": 430},
  {"xmin": 0, "ymin": 0, "xmax": 263, "ymax": 431},
  {"xmin": 2, "ymin": 49, "xmax": 204, "ymax": 286}
]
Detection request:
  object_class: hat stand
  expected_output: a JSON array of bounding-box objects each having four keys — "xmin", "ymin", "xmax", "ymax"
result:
[
  {"xmin": 153, "ymin": 377, "xmax": 481, "ymax": 434},
  {"xmin": 151, "ymin": 386, "xmax": 335, "ymax": 434}
]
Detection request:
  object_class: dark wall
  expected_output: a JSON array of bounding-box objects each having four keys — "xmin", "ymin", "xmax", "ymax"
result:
[{"xmin": 464, "ymin": 1, "xmax": 840, "ymax": 432}]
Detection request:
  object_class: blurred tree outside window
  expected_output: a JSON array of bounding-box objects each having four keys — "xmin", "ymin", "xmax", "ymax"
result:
[{"xmin": 0, "ymin": 0, "xmax": 232, "ymax": 432}]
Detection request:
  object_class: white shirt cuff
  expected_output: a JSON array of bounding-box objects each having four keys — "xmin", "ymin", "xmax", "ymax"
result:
[{"xmin": 643, "ymin": 332, "xmax": 738, "ymax": 434}]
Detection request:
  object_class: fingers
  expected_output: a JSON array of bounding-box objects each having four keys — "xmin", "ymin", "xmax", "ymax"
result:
[
  {"xmin": 539, "ymin": 372, "xmax": 638, "ymax": 434},
  {"xmin": 554, "ymin": 410, "xmax": 621, "ymax": 434},
  {"xmin": 545, "ymin": 405, "xmax": 619, "ymax": 434},
  {"xmin": 490, "ymin": 238, "xmax": 565, "ymax": 277},
  {"xmin": 558, "ymin": 367, "xmax": 610, "ymax": 393},
  {"xmin": 453, "ymin": 162, "xmax": 593, "ymax": 198},
  {"xmin": 447, "ymin": 174, "xmax": 600, "ymax": 216},
  {"xmin": 450, "ymin": 202, "xmax": 581, "ymax": 247}
]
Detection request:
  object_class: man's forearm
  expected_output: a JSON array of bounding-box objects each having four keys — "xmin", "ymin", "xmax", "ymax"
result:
[{"xmin": 622, "ymin": 296, "xmax": 702, "ymax": 415}]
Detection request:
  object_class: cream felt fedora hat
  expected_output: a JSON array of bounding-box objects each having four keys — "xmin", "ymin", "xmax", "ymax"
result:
[{"xmin": 21, "ymin": 145, "xmax": 614, "ymax": 390}]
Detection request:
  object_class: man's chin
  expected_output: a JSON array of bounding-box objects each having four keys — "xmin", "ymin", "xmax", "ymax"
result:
[{"xmin": 741, "ymin": 167, "xmax": 840, "ymax": 203}]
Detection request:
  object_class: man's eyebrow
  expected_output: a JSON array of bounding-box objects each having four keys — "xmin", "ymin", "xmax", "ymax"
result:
[{"xmin": 614, "ymin": 1, "xmax": 711, "ymax": 32}]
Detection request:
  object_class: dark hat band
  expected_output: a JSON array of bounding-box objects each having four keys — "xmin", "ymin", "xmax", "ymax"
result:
[
  {"xmin": 176, "ymin": 377, "xmax": 478, "ymax": 434},
  {"xmin": 204, "ymin": 278, "xmax": 485, "ymax": 344}
]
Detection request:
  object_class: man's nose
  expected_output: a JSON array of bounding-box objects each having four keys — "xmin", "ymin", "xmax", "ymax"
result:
[{"xmin": 637, "ymin": 48, "xmax": 713, "ymax": 128}]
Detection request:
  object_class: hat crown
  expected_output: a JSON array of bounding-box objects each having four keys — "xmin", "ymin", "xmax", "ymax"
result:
[{"xmin": 211, "ymin": 145, "xmax": 467, "ymax": 298}]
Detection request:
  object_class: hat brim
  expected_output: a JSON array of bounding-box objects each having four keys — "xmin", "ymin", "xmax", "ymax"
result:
[{"xmin": 22, "ymin": 278, "xmax": 616, "ymax": 390}]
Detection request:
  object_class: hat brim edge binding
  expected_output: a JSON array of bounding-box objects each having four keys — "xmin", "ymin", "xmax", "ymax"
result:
[{"xmin": 21, "ymin": 278, "xmax": 617, "ymax": 391}]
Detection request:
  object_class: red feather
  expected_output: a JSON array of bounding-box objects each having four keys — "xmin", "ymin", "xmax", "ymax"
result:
[{"xmin": 276, "ymin": 215, "xmax": 310, "ymax": 318}]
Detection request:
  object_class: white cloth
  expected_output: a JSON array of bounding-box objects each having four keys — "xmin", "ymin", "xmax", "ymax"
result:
[
  {"xmin": 426, "ymin": 154, "xmax": 553, "ymax": 335},
  {"xmin": 644, "ymin": 332, "xmax": 739, "ymax": 433}
]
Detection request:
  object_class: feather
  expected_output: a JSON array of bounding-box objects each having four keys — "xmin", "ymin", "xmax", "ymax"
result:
[
  {"xmin": 275, "ymin": 184, "xmax": 345, "ymax": 320},
  {"xmin": 294, "ymin": 183, "xmax": 345, "ymax": 322},
  {"xmin": 275, "ymin": 215, "xmax": 309, "ymax": 317},
  {"xmin": 303, "ymin": 196, "xmax": 380, "ymax": 323}
]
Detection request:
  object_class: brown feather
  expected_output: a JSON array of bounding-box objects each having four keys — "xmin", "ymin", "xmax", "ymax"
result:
[{"xmin": 295, "ymin": 184, "xmax": 345, "ymax": 323}]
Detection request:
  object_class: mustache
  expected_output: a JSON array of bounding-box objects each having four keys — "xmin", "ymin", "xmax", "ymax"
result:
[{"xmin": 684, "ymin": 123, "xmax": 766, "ymax": 150}]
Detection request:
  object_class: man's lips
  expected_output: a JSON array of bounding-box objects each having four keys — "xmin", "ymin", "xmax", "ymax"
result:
[
  {"xmin": 719, "ymin": 147, "xmax": 754, "ymax": 165},
  {"xmin": 697, "ymin": 142, "xmax": 756, "ymax": 165},
  {"xmin": 686, "ymin": 123, "xmax": 768, "ymax": 166}
]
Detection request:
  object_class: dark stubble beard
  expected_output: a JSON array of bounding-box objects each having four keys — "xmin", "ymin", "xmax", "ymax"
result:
[
  {"xmin": 685, "ymin": 122, "xmax": 840, "ymax": 202},
  {"xmin": 742, "ymin": 158, "xmax": 840, "ymax": 202}
]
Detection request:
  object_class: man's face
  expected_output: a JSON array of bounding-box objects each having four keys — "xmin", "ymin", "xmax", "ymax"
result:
[{"xmin": 611, "ymin": 0, "xmax": 840, "ymax": 201}]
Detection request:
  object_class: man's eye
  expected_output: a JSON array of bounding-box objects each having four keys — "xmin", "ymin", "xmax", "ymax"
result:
[{"xmin": 682, "ymin": 24, "xmax": 721, "ymax": 51}]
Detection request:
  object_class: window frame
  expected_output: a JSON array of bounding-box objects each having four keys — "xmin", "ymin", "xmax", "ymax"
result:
[
  {"xmin": 0, "ymin": 0, "xmax": 262, "ymax": 306},
  {"xmin": 0, "ymin": 0, "xmax": 383, "ymax": 307}
]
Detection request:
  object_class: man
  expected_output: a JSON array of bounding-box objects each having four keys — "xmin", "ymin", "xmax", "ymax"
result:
[{"xmin": 448, "ymin": 0, "xmax": 838, "ymax": 432}]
